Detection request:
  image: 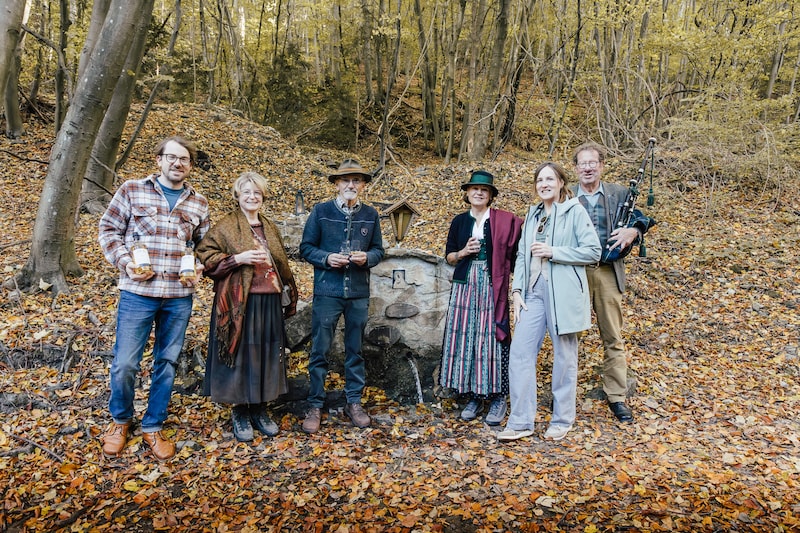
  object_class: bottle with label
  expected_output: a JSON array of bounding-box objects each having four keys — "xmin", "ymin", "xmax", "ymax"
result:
[
  {"xmin": 130, "ymin": 233, "xmax": 152, "ymax": 275},
  {"xmin": 179, "ymin": 241, "xmax": 196, "ymax": 283}
]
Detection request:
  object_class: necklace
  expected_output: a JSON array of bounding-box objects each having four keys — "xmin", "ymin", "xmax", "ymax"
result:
[{"xmin": 249, "ymin": 224, "xmax": 278, "ymax": 280}]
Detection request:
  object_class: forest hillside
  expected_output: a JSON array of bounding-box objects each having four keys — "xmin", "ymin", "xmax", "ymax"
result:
[{"xmin": 0, "ymin": 104, "xmax": 799, "ymax": 531}]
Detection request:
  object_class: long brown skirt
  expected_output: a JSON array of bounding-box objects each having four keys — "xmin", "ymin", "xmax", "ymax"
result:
[{"xmin": 203, "ymin": 293, "xmax": 289, "ymax": 405}]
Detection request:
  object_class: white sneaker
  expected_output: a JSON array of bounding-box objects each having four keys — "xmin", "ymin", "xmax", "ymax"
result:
[
  {"xmin": 496, "ymin": 428, "xmax": 533, "ymax": 441},
  {"xmin": 543, "ymin": 424, "xmax": 572, "ymax": 441},
  {"xmin": 485, "ymin": 397, "xmax": 508, "ymax": 426}
]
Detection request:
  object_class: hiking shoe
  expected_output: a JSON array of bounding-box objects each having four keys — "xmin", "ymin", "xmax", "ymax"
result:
[
  {"xmin": 302, "ymin": 407, "xmax": 322, "ymax": 434},
  {"xmin": 231, "ymin": 406, "xmax": 254, "ymax": 442},
  {"xmin": 485, "ymin": 397, "xmax": 508, "ymax": 426},
  {"xmin": 496, "ymin": 428, "xmax": 534, "ymax": 441},
  {"xmin": 250, "ymin": 406, "xmax": 279, "ymax": 437},
  {"xmin": 101, "ymin": 422, "xmax": 130, "ymax": 457},
  {"xmin": 460, "ymin": 399, "xmax": 483, "ymax": 421},
  {"xmin": 142, "ymin": 430, "xmax": 175, "ymax": 461},
  {"xmin": 543, "ymin": 424, "xmax": 572, "ymax": 441},
  {"xmin": 344, "ymin": 403, "xmax": 371, "ymax": 428}
]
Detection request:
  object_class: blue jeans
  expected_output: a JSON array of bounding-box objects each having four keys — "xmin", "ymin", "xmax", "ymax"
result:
[
  {"xmin": 307, "ymin": 295, "xmax": 369, "ymax": 407},
  {"xmin": 109, "ymin": 290, "xmax": 193, "ymax": 432}
]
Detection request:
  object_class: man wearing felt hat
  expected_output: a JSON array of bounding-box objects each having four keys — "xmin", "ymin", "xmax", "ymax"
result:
[
  {"xmin": 299, "ymin": 159, "xmax": 385, "ymax": 434},
  {"xmin": 440, "ymin": 169, "xmax": 523, "ymax": 427}
]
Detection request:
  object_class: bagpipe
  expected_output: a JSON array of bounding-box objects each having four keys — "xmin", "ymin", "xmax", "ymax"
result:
[{"xmin": 601, "ymin": 137, "xmax": 657, "ymax": 263}]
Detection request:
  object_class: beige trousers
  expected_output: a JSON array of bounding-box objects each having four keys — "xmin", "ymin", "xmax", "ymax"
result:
[{"xmin": 586, "ymin": 264, "xmax": 628, "ymax": 403}]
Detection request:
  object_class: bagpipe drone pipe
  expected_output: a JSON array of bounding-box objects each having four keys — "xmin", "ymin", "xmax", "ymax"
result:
[{"xmin": 600, "ymin": 137, "xmax": 658, "ymax": 263}]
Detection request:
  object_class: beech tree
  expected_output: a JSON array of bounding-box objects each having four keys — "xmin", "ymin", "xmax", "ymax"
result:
[
  {"xmin": 12, "ymin": 0, "xmax": 156, "ymax": 294},
  {"xmin": 3, "ymin": 0, "xmax": 29, "ymax": 139},
  {"xmin": 0, "ymin": 0, "xmax": 27, "ymax": 138},
  {"xmin": 78, "ymin": 9, "xmax": 155, "ymax": 214}
]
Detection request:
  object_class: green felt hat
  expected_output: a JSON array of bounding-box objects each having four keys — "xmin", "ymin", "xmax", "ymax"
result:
[{"xmin": 461, "ymin": 170, "xmax": 498, "ymax": 196}]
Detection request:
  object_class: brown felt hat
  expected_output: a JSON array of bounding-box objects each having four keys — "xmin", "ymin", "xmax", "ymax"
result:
[{"xmin": 328, "ymin": 159, "xmax": 373, "ymax": 183}]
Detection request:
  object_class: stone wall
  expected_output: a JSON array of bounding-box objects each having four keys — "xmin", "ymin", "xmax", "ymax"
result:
[{"xmin": 362, "ymin": 247, "xmax": 453, "ymax": 403}]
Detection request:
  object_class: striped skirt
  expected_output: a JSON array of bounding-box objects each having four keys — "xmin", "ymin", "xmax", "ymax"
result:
[{"xmin": 440, "ymin": 260, "xmax": 507, "ymax": 396}]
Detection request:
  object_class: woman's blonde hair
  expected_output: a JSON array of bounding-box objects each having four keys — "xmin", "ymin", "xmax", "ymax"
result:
[
  {"xmin": 232, "ymin": 172, "xmax": 269, "ymax": 201},
  {"xmin": 534, "ymin": 162, "xmax": 573, "ymax": 203}
]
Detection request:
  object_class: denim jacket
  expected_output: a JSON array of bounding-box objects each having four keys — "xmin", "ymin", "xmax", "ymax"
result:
[{"xmin": 300, "ymin": 199, "xmax": 384, "ymax": 299}]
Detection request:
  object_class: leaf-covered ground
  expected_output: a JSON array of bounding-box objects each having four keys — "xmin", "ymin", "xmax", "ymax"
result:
[{"xmin": 1, "ymin": 104, "xmax": 799, "ymax": 532}]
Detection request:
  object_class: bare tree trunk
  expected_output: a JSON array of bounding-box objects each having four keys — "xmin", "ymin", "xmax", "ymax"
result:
[
  {"xmin": 375, "ymin": 0, "xmax": 385, "ymax": 100},
  {"xmin": 458, "ymin": 0, "xmax": 486, "ymax": 162},
  {"xmin": 378, "ymin": 0, "xmax": 401, "ymax": 171},
  {"xmin": 0, "ymin": 0, "xmax": 27, "ymax": 119},
  {"xmin": 219, "ymin": 0, "xmax": 245, "ymax": 110},
  {"xmin": 3, "ymin": 0, "xmax": 29, "ymax": 139},
  {"xmin": 26, "ymin": 0, "xmax": 46, "ymax": 105},
  {"xmin": 330, "ymin": 2, "xmax": 342, "ymax": 89},
  {"xmin": 199, "ymin": 0, "xmax": 220, "ymax": 103},
  {"xmin": 547, "ymin": 0, "xmax": 581, "ymax": 156},
  {"xmin": 75, "ymin": 0, "xmax": 111, "ymax": 81},
  {"xmin": 414, "ymin": 0, "xmax": 443, "ymax": 154},
  {"xmin": 272, "ymin": 0, "xmax": 283, "ymax": 65},
  {"xmin": 765, "ymin": 6, "xmax": 787, "ymax": 100},
  {"xmin": 467, "ymin": 0, "xmax": 509, "ymax": 162},
  {"xmin": 496, "ymin": 0, "xmax": 535, "ymax": 157},
  {"xmin": 10, "ymin": 0, "xmax": 156, "ymax": 295},
  {"xmin": 116, "ymin": 1, "xmax": 182, "ymax": 170},
  {"xmin": 360, "ymin": 0, "xmax": 374, "ymax": 105},
  {"xmin": 442, "ymin": 0, "xmax": 467, "ymax": 164},
  {"xmin": 54, "ymin": 0, "xmax": 72, "ymax": 133},
  {"xmin": 79, "ymin": 3, "xmax": 155, "ymax": 214}
]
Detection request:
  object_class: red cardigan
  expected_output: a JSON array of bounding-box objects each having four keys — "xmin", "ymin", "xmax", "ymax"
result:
[{"xmin": 489, "ymin": 209, "xmax": 523, "ymax": 342}]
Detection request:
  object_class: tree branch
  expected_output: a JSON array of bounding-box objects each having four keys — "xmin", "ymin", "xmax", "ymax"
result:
[
  {"xmin": 21, "ymin": 25, "xmax": 74, "ymax": 101},
  {"xmin": 10, "ymin": 434, "xmax": 64, "ymax": 462},
  {"xmin": 0, "ymin": 148, "xmax": 48, "ymax": 164}
]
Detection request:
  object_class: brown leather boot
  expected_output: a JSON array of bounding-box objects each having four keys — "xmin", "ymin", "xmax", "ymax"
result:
[
  {"xmin": 142, "ymin": 430, "xmax": 175, "ymax": 461},
  {"xmin": 344, "ymin": 403, "xmax": 371, "ymax": 428},
  {"xmin": 302, "ymin": 407, "xmax": 321, "ymax": 434},
  {"xmin": 101, "ymin": 422, "xmax": 130, "ymax": 457}
]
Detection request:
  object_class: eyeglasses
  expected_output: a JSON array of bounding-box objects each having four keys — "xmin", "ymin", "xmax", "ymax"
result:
[
  {"xmin": 537, "ymin": 216, "xmax": 549, "ymax": 234},
  {"xmin": 338, "ymin": 178, "xmax": 364, "ymax": 185},
  {"xmin": 162, "ymin": 153, "xmax": 191, "ymax": 166},
  {"xmin": 577, "ymin": 160, "xmax": 600, "ymax": 169}
]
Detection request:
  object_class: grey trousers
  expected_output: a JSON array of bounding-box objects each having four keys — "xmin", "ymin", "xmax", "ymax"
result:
[{"xmin": 505, "ymin": 277, "xmax": 579, "ymax": 431}]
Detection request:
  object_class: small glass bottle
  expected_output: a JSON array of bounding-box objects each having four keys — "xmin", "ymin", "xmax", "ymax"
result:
[
  {"xmin": 130, "ymin": 233, "xmax": 152, "ymax": 275},
  {"xmin": 179, "ymin": 241, "xmax": 196, "ymax": 282}
]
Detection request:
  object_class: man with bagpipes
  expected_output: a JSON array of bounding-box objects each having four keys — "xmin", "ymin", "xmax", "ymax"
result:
[{"xmin": 571, "ymin": 139, "xmax": 656, "ymax": 423}]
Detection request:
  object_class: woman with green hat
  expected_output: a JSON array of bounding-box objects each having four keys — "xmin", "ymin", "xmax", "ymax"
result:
[{"xmin": 440, "ymin": 170, "xmax": 523, "ymax": 426}]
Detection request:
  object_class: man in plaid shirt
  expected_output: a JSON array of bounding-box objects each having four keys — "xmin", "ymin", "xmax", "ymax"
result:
[{"xmin": 98, "ymin": 136, "xmax": 209, "ymax": 461}]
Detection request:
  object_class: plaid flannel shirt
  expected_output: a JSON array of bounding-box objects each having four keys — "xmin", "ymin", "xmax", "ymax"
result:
[{"xmin": 99, "ymin": 174, "xmax": 210, "ymax": 298}]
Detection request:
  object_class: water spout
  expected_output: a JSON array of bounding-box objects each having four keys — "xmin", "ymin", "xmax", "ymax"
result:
[{"xmin": 405, "ymin": 352, "xmax": 424, "ymax": 404}]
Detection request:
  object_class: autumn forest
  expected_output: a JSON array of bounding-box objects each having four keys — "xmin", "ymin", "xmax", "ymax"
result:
[{"xmin": 1, "ymin": 0, "xmax": 799, "ymax": 531}]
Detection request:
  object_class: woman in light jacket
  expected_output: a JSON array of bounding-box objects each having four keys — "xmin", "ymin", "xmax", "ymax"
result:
[{"xmin": 497, "ymin": 162, "xmax": 600, "ymax": 442}]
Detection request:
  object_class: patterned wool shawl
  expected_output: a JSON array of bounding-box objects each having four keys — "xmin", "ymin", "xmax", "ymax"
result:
[{"xmin": 196, "ymin": 209, "xmax": 295, "ymax": 366}]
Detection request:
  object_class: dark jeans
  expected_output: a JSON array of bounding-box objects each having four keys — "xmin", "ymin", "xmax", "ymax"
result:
[{"xmin": 307, "ymin": 295, "xmax": 369, "ymax": 407}]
